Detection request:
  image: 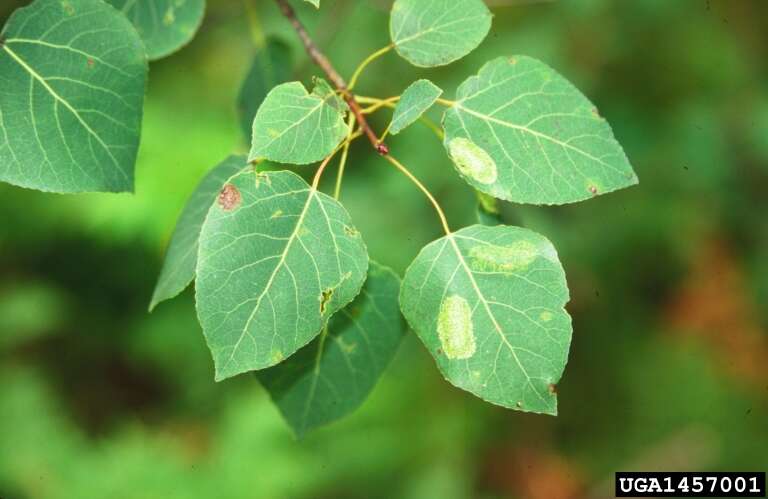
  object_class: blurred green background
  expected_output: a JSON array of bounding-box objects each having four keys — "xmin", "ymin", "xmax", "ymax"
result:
[{"xmin": 1, "ymin": 0, "xmax": 767, "ymax": 498}]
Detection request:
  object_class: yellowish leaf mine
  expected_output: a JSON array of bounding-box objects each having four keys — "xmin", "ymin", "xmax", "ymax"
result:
[
  {"xmin": 437, "ymin": 294, "xmax": 476, "ymax": 359},
  {"xmin": 469, "ymin": 240, "xmax": 538, "ymax": 273},
  {"xmin": 448, "ymin": 138, "xmax": 497, "ymax": 185}
]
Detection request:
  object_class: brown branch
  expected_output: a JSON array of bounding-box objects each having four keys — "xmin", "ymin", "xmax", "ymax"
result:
[{"xmin": 273, "ymin": 0, "xmax": 388, "ymax": 155}]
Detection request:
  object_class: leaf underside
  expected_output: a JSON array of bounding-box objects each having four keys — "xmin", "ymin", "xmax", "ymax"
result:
[
  {"xmin": 105, "ymin": 0, "xmax": 206, "ymax": 60},
  {"xmin": 150, "ymin": 155, "xmax": 248, "ymax": 311},
  {"xmin": 443, "ymin": 56, "xmax": 638, "ymax": 205},
  {"xmin": 390, "ymin": 79, "xmax": 442, "ymax": 135},
  {"xmin": 390, "ymin": 0, "xmax": 492, "ymax": 68},
  {"xmin": 0, "ymin": 0, "xmax": 147, "ymax": 193},
  {"xmin": 196, "ymin": 169, "xmax": 369, "ymax": 381},
  {"xmin": 258, "ymin": 261, "xmax": 404, "ymax": 437},
  {"xmin": 237, "ymin": 37, "xmax": 293, "ymax": 143},
  {"xmin": 248, "ymin": 79, "xmax": 348, "ymax": 165},
  {"xmin": 400, "ymin": 224, "xmax": 572, "ymax": 415}
]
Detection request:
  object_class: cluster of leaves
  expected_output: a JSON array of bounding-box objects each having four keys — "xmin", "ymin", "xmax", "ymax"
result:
[{"xmin": 0, "ymin": 0, "xmax": 637, "ymax": 436}]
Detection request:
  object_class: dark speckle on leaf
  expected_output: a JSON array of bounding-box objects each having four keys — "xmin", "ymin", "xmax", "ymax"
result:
[{"xmin": 217, "ymin": 184, "xmax": 241, "ymax": 211}]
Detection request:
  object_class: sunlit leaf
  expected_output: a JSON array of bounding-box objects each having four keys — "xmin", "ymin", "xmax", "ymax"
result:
[
  {"xmin": 390, "ymin": 0, "xmax": 491, "ymax": 68},
  {"xmin": 304, "ymin": 0, "xmax": 320, "ymax": 7},
  {"xmin": 237, "ymin": 37, "xmax": 293, "ymax": 142},
  {"xmin": 0, "ymin": 0, "xmax": 147, "ymax": 193},
  {"xmin": 150, "ymin": 155, "xmax": 247, "ymax": 311},
  {"xmin": 443, "ymin": 56, "xmax": 638, "ymax": 204},
  {"xmin": 258, "ymin": 261, "xmax": 404, "ymax": 436},
  {"xmin": 390, "ymin": 79, "xmax": 442, "ymax": 135},
  {"xmin": 196, "ymin": 169, "xmax": 369, "ymax": 381},
  {"xmin": 400, "ymin": 224, "xmax": 572, "ymax": 414},
  {"xmin": 248, "ymin": 79, "xmax": 348, "ymax": 165},
  {"xmin": 105, "ymin": 0, "xmax": 205, "ymax": 60}
]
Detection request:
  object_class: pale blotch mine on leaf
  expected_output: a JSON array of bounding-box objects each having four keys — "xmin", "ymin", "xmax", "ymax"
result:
[
  {"xmin": 469, "ymin": 240, "xmax": 538, "ymax": 273},
  {"xmin": 448, "ymin": 137, "xmax": 497, "ymax": 185},
  {"xmin": 437, "ymin": 294, "xmax": 476, "ymax": 359}
]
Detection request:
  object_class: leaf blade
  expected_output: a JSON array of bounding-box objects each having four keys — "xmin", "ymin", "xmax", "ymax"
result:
[
  {"xmin": 400, "ymin": 224, "xmax": 572, "ymax": 414},
  {"xmin": 0, "ymin": 0, "xmax": 147, "ymax": 193},
  {"xmin": 443, "ymin": 56, "xmax": 638, "ymax": 205},
  {"xmin": 258, "ymin": 261, "xmax": 404, "ymax": 437},
  {"xmin": 390, "ymin": 79, "xmax": 442, "ymax": 135},
  {"xmin": 196, "ymin": 170, "xmax": 369, "ymax": 380},
  {"xmin": 390, "ymin": 0, "xmax": 491, "ymax": 68},
  {"xmin": 248, "ymin": 79, "xmax": 348, "ymax": 165}
]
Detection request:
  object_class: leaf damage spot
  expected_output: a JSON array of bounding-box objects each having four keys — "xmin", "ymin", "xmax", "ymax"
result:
[
  {"xmin": 61, "ymin": 1, "xmax": 75, "ymax": 15},
  {"xmin": 469, "ymin": 240, "xmax": 538, "ymax": 273},
  {"xmin": 539, "ymin": 311, "xmax": 553, "ymax": 322},
  {"xmin": 343, "ymin": 225, "xmax": 359, "ymax": 237},
  {"xmin": 163, "ymin": 7, "xmax": 176, "ymax": 26},
  {"xmin": 218, "ymin": 184, "xmax": 241, "ymax": 211},
  {"xmin": 319, "ymin": 288, "xmax": 333, "ymax": 314},
  {"xmin": 437, "ymin": 294, "xmax": 476, "ymax": 359},
  {"xmin": 448, "ymin": 137, "xmax": 497, "ymax": 185},
  {"xmin": 86, "ymin": 58, "xmax": 94, "ymax": 68},
  {"xmin": 548, "ymin": 383, "xmax": 557, "ymax": 394},
  {"xmin": 271, "ymin": 350, "xmax": 284, "ymax": 364},
  {"xmin": 270, "ymin": 209, "xmax": 283, "ymax": 219}
]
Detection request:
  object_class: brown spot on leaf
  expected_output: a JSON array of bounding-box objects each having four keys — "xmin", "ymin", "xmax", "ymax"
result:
[
  {"xmin": 217, "ymin": 184, "xmax": 241, "ymax": 211},
  {"xmin": 509, "ymin": 56, "xmax": 518, "ymax": 65},
  {"xmin": 87, "ymin": 58, "xmax": 94, "ymax": 68},
  {"xmin": 320, "ymin": 289, "xmax": 333, "ymax": 314},
  {"xmin": 344, "ymin": 225, "xmax": 359, "ymax": 237},
  {"xmin": 548, "ymin": 384, "xmax": 557, "ymax": 394},
  {"xmin": 588, "ymin": 185, "xmax": 598, "ymax": 195}
]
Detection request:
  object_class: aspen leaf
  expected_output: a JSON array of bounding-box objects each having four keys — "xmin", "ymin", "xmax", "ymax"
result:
[
  {"xmin": 443, "ymin": 56, "xmax": 638, "ymax": 204},
  {"xmin": 196, "ymin": 169, "xmax": 369, "ymax": 381},
  {"xmin": 390, "ymin": 0, "xmax": 491, "ymax": 68},
  {"xmin": 248, "ymin": 79, "xmax": 349, "ymax": 165},
  {"xmin": 390, "ymin": 79, "xmax": 442, "ymax": 135},
  {"xmin": 400, "ymin": 224, "xmax": 572, "ymax": 414},
  {"xmin": 0, "ymin": 0, "xmax": 147, "ymax": 193}
]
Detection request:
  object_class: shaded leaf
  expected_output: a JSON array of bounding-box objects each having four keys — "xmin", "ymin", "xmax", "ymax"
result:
[
  {"xmin": 390, "ymin": 79, "xmax": 442, "ymax": 135},
  {"xmin": 0, "ymin": 0, "xmax": 147, "ymax": 193},
  {"xmin": 400, "ymin": 224, "xmax": 571, "ymax": 414},
  {"xmin": 443, "ymin": 56, "xmax": 638, "ymax": 205},
  {"xmin": 248, "ymin": 79, "xmax": 348, "ymax": 165},
  {"xmin": 237, "ymin": 37, "xmax": 293, "ymax": 142},
  {"xmin": 150, "ymin": 155, "xmax": 248, "ymax": 311},
  {"xmin": 476, "ymin": 191, "xmax": 502, "ymax": 226},
  {"xmin": 196, "ymin": 170, "xmax": 369, "ymax": 381},
  {"xmin": 258, "ymin": 261, "xmax": 404, "ymax": 436},
  {"xmin": 106, "ymin": 0, "xmax": 205, "ymax": 60},
  {"xmin": 390, "ymin": 0, "xmax": 491, "ymax": 68}
]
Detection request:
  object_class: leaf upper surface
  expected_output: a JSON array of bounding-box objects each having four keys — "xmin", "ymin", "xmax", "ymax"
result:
[
  {"xmin": 106, "ymin": 0, "xmax": 205, "ymax": 60},
  {"xmin": 258, "ymin": 261, "xmax": 404, "ymax": 437},
  {"xmin": 150, "ymin": 155, "xmax": 247, "ymax": 311},
  {"xmin": 196, "ymin": 170, "xmax": 369, "ymax": 381},
  {"xmin": 389, "ymin": 0, "xmax": 491, "ymax": 68},
  {"xmin": 248, "ymin": 80, "xmax": 348, "ymax": 165},
  {"xmin": 0, "ymin": 0, "xmax": 147, "ymax": 193},
  {"xmin": 443, "ymin": 56, "xmax": 638, "ymax": 205},
  {"xmin": 390, "ymin": 79, "xmax": 442, "ymax": 135},
  {"xmin": 400, "ymin": 224, "xmax": 572, "ymax": 414},
  {"xmin": 237, "ymin": 37, "xmax": 293, "ymax": 142}
]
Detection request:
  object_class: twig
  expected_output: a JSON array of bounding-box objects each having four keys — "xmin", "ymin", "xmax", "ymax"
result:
[{"xmin": 273, "ymin": 0, "xmax": 388, "ymax": 155}]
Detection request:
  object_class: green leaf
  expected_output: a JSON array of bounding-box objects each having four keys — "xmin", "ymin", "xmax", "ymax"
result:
[
  {"xmin": 248, "ymin": 79, "xmax": 349, "ymax": 165},
  {"xmin": 390, "ymin": 79, "xmax": 442, "ymax": 135},
  {"xmin": 443, "ymin": 56, "xmax": 638, "ymax": 205},
  {"xmin": 304, "ymin": 0, "xmax": 320, "ymax": 7},
  {"xmin": 390, "ymin": 0, "xmax": 491, "ymax": 68},
  {"xmin": 196, "ymin": 169, "xmax": 369, "ymax": 381},
  {"xmin": 257, "ymin": 261, "xmax": 404, "ymax": 437},
  {"xmin": 150, "ymin": 155, "xmax": 247, "ymax": 311},
  {"xmin": 476, "ymin": 191, "xmax": 502, "ymax": 226},
  {"xmin": 105, "ymin": 0, "xmax": 205, "ymax": 60},
  {"xmin": 237, "ymin": 37, "xmax": 293, "ymax": 142},
  {"xmin": 399, "ymin": 224, "xmax": 572, "ymax": 415},
  {"xmin": 0, "ymin": 0, "xmax": 147, "ymax": 193}
]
